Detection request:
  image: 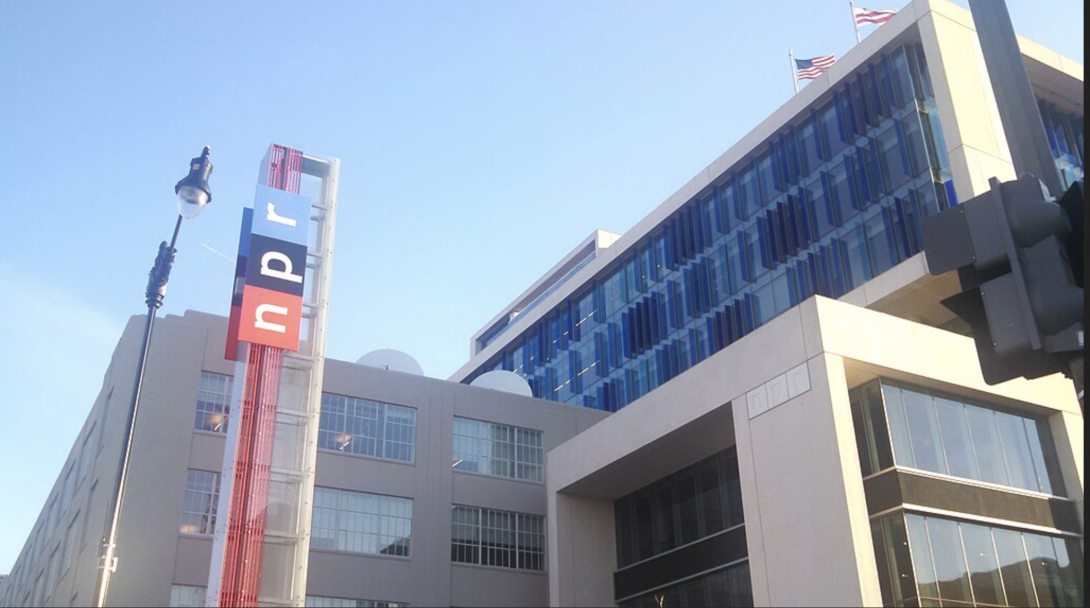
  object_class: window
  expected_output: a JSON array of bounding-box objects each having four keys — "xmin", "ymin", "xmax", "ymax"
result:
[
  {"xmin": 77, "ymin": 423, "xmax": 96, "ymax": 483},
  {"xmin": 180, "ymin": 470, "xmax": 219, "ymax": 535},
  {"xmin": 80, "ymin": 482, "xmax": 96, "ymax": 549},
  {"xmin": 736, "ymin": 166, "xmax": 760, "ymax": 220},
  {"xmin": 870, "ymin": 514, "xmax": 916, "ymax": 605},
  {"xmin": 872, "ymin": 512, "xmax": 1084, "ymax": 607},
  {"xmin": 61, "ymin": 465, "xmax": 76, "ymax": 513},
  {"xmin": 796, "ymin": 117, "xmax": 823, "ymax": 174},
  {"xmin": 170, "ymin": 585, "xmax": 206, "ymax": 607},
  {"xmin": 828, "ymin": 160, "xmax": 857, "ymax": 225},
  {"xmin": 602, "ymin": 268, "xmax": 628, "ymax": 317},
  {"xmin": 305, "ymin": 597, "xmax": 407, "ymax": 608},
  {"xmin": 839, "ymin": 224, "xmax": 871, "ymax": 291},
  {"xmin": 44, "ymin": 545, "xmax": 61, "ymax": 601},
  {"xmin": 318, "ymin": 394, "xmax": 416, "ymax": 463},
  {"xmin": 47, "ymin": 496, "xmax": 59, "ymax": 534},
  {"xmin": 805, "ymin": 174, "xmax": 836, "ymax": 239},
  {"xmin": 62, "ymin": 515, "xmax": 78, "ymax": 573},
  {"xmin": 310, "ymin": 487, "xmax": 412, "ymax": 557},
  {"xmin": 451, "ymin": 505, "xmax": 545, "ymax": 571},
  {"xmin": 573, "ymin": 289, "xmax": 599, "ymax": 340},
  {"xmin": 195, "ymin": 371, "xmax": 233, "ymax": 433},
  {"xmin": 452, "ymin": 418, "xmax": 543, "ymax": 483},
  {"xmin": 850, "ymin": 379, "xmax": 1065, "ymax": 495},
  {"xmin": 32, "ymin": 573, "xmax": 45, "ymax": 608}
]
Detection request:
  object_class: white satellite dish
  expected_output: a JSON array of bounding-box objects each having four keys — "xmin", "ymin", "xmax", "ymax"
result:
[
  {"xmin": 470, "ymin": 370, "xmax": 533, "ymax": 397},
  {"xmin": 356, "ymin": 349, "xmax": 424, "ymax": 376}
]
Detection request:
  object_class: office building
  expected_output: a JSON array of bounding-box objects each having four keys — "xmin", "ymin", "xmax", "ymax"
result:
[
  {"xmin": 1, "ymin": 0, "xmax": 1083, "ymax": 606},
  {"xmin": 0, "ymin": 311, "xmax": 607, "ymax": 608},
  {"xmin": 449, "ymin": 0, "xmax": 1084, "ymax": 605}
]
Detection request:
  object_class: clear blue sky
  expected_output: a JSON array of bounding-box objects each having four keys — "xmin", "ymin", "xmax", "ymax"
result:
[{"xmin": 0, "ymin": 0, "xmax": 1082, "ymax": 573}]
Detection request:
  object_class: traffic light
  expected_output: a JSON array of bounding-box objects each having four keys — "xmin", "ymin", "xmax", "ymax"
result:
[{"xmin": 921, "ymin": 174, "xmax": 1084, "ymax": 385}]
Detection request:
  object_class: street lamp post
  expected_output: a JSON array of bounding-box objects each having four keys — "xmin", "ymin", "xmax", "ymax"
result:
[{"xmin": 94, "ymin": 147, "xmax": 214, "ymax": 608}]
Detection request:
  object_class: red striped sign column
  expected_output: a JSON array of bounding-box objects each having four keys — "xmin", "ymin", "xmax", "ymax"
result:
[{"xmin": 219, "ymin": 145, "xmax": 304, "ymax": 607}]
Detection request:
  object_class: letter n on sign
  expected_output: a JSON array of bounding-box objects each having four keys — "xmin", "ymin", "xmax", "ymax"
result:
[{"xmin": 238, "ymin": 284, "xmax": 304, "ymax": 351}]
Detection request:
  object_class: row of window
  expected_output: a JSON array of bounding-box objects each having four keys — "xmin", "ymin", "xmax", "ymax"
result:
[
  {"xmin": 467, "ymin": 49, "xmax": 1084, "ymax": 415},
  {"xmin": 854, "ymin": 378, "xmax": 1085, "ymax": 607},
  {"xmin": 169, "ymin": 586, "xmax": 407, "ymax": 608},
  {"xmin": 466, "ymin": 43, "xmax": 959, "ymax": 413},
  {"xmin": 872, "ymin": 512, "xmax": 1083, "ymax": 607},
  {"xmin": 850, "ymin": 379, "xmax": 1065, "ymax": 496},
  {"xmin": 196, "ymin": 372, "xmax": 546, "ymax": 483},
  {"xmin": 179, "ymin": 476, "xmax": 546, "ymax": 572}
]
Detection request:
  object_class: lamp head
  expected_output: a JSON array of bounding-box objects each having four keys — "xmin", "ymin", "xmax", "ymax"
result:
[{"xmin": 175, "ymin": 146, "xmax": 213, "ymax": 219}]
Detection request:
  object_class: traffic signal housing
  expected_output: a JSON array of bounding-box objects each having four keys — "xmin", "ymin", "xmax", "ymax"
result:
[{"xmin": 922, "ymin": 174, "xmax": 1084, "ymax": 385}]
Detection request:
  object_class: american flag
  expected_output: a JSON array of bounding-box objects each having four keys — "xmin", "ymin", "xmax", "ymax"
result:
[
  {"xmin": 853, "ymin": 7, "xmax": 898, "ymax": 25},
  {"xmin": 795, "ymin": 55, "xmax": 836, "ymax": 80}
]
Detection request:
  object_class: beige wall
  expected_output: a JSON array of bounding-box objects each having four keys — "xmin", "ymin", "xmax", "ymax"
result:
[
  {"xmin": 737, "ymin": 352, "xmax": 879, "ymax": 607},
  {"xmin": 547, "ymin": 493, "xmax": 615, "ymax": 608}
]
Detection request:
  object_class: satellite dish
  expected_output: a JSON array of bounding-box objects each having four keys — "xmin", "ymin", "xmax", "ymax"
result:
[
  {"xmin": 356, "ymin": 349, "xmax": 424, "ymax": 376},
  {"xmin": 470, "ymin": 370, "xmax": 533, "ymax": 397}
]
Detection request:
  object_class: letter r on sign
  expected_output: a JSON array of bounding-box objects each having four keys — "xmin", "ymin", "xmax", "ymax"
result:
[{"xmin": 266, "ymin": 202, "xmax": 298, "ymax": 227}]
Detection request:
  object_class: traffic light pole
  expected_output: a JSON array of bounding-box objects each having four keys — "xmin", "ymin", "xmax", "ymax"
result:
[
  {"xmin": 1071, "ymin": 356, "xmax": 1084, "ymax": 413},
  {"xmin": 967, "ymin": 0, "xmax": 1063, "ymax": 198},
  {"xmin": 966, "ymin": 0, "xmax": 1082, "ymax": 411}
]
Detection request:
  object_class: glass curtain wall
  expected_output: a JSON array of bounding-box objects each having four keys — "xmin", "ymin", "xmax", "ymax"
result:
[
  {"xmin": 614, "ymin": 448, "xmax": 743, "ymax": 568},
  {"xmin": 467, "ymin": 43, "xmax": 958, "ymax": 412},
  {"xmin": 850, "ymin": 379, "xmax": 1065, "ymax": 496},
  {"xmin": 871, "ymin": 512, "xmax": 1084, "ymax": 607},
  {"xmin": 1039, "ymin": 101, "xmax": 1084, "ymax": 188},
  {"xmin": 617, "ymin": 562, "xmax": 753, "ymax": 608}
]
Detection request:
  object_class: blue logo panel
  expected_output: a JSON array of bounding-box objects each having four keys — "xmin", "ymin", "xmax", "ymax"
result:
[{"xmin": 251, "ymin": 185, "xmax": 310, "ymax": 247}]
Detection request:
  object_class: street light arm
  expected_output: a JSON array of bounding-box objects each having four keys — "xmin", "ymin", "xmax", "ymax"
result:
[{"xmin": 145, "ymin": 216, "xmax": 183, "ymax": 310}]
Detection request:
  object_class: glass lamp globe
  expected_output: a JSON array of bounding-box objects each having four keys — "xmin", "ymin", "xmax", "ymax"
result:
[{"xmin": 177, "ymin": 185, "xmax": 210, "ymax": 219}]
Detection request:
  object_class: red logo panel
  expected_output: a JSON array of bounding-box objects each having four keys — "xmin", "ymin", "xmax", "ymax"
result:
[{"xmin": 238, "ymin": 284, "xmax": 303, "ymax": 351}]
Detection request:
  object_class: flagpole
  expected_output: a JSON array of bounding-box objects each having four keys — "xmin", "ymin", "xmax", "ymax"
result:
[
  {"xmin": 789, "ymin": 49, "xmax": 798, "ymax": 94},
  {"xmin": 849, "ymin": 0, "xmax": 862, "ymax": 44}
]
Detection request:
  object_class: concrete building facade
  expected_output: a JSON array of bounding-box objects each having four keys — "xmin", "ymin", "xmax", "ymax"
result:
[
  {"xmin": 0, "ymin": 0, "xmax": 1084, "ymax": 607},
  {"xmin": 0, "ymin": 312, "xmax": 607, "ymax": 608}
]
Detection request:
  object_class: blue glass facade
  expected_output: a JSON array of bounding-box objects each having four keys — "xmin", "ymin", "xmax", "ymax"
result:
[
  {"xmin": 1040, "ymin": 100, "xmax": 1085, "ymax": 188},
  {"xmin": 465, "ymin": 42, "xmax": 1083, "ymax": 413}
]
